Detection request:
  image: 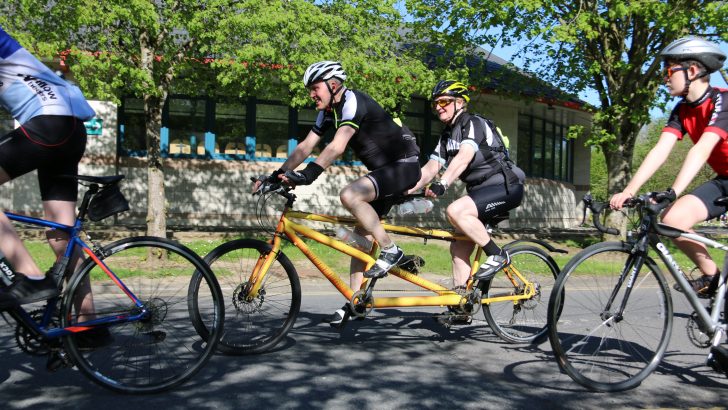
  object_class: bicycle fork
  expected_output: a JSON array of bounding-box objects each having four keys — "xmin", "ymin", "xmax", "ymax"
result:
[{"xmin": 602, "ymin": 252, "xmax": 646, "ymax": 326}]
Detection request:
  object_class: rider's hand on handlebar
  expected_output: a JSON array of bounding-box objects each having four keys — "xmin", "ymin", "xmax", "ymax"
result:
[
  {"xmin": 653, "ymin": 188, "xmax": 676, "ymax": 204},
  {"xmin": 609, "ymin": 191, "xmax": 633, "ymax": 210},
  {"xmin": 251, "ymin": 169, "xmax": 284, "ymax": 194}
]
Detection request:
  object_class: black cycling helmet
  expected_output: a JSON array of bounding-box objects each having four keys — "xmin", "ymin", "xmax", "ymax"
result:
[
  {"xmin": 660, "ymin": 36, "xmax": 726, "ymax": 74},
  {"xmin": 431, "ymin": 80, "xmax": 470, "ymax": 102},
  {"xmin": 303, "ymin": 61, "xmax": 347, "ymax": 87}
]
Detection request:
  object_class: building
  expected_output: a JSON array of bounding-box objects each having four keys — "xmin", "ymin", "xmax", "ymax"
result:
[{"xmin": 0, "ymin": 56, "xmax": 592, "ymax": 232}]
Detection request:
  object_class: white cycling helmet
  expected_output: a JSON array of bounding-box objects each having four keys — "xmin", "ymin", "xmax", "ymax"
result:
[
  {"xmin": 303, "ymin": 61, "xmax": 347, "ymax": 87},
  {"xmin": 660, "ymin": 36, "xmax": 726, "ymax": 73}
]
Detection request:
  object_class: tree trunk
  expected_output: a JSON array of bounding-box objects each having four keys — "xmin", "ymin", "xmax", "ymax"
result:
[
  {"xmin": 600, "ymin": 116, "xmax": 642, "ymax": 238},
  {"xmin": 144, "ymin": 94, "xmax": 166, "ymax": 238}
]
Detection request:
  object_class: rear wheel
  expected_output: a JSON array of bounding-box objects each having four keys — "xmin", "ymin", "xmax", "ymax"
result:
[
  {"xmin": 62, "ymin": 236, "xmax": 223, "ymax": 394},
  {"xmin": 481, "ymin": 245, "xmax": 559, "ymax": 343},
  {"xmin": 198, "ymin": 239, "xmax": 301, "ymax": 355}
]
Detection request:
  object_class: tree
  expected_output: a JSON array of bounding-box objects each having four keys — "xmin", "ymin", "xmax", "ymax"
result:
[
  {"xmin": 405, "ymin": 0, "xmax": 727, "ymax": 197},
  {"xmin": 2, "ymin": 0, "xmax": 431, "ymax": 236}
]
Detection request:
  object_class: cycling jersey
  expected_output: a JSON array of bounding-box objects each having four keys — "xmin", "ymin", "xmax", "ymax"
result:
[
  {"xmin": 311, "ymin": 89, "xmax": 419, "ymax": 170},
  {"xmin": 664, "ymin": 87, "xmax": 728, "ymax": 176},
  {"xmin": 0, "ymin": 26, "xmax": 95, "ymax": 124},
  {"xmin": 430, "ymin": 111, "xmax": 524, "ymax": 190}
]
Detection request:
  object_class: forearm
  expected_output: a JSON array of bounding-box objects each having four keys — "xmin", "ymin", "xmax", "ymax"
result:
[
  {"xmin": 314, "ymin": 126, "xmax": 354, "ymax": 168},
  {"xmin": 623, "ymin": 135, "xmax": 676, "ymax": 195},
  {"xmin": 440, "ymin": 146, "xmax": 475, "ymax": 184},
  {"xmin": 281, "ymin": 134, "xmax": 318, "ymax": 171},
  {"xmin": 409, "ymin": 160, "xmax": 441, "ymax": 192},
  {"xmin": 672, "ymin": 133, "xmax": 720, "ymax": 196}
]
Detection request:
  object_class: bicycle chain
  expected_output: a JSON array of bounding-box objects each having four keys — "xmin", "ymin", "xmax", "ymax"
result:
[{"xmin": 347, "ymin": 286, "xmax": 484, "ymax": 322}]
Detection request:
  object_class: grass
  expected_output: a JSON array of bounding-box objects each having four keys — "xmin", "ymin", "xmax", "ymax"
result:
[{"xmin": 20, "ymin": 232, "xmax": 726, "ymax": 279}]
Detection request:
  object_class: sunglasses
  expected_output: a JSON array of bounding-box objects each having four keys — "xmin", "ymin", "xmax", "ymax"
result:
[
  {"xmin": 664, "ymin": 65, "xmax": 686, "ymax": 79},
  {"xmin": 431, "ymin": 98, "xmax": 455, "ymax": 109}
]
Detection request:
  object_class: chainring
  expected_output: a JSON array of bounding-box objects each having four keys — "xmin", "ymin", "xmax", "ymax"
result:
[
  {"xmin": 350, "ymin": 290, "xmax": 374, "ymax": 319},
  {"xmin": 686, "ymin": 311, "xmax": 711, "ymax": 348},
  {"xmin": 15, "ymin": 308, "xmax": 60, "ymax": 356}
]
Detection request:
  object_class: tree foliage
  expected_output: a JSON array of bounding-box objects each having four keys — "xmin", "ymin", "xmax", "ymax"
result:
[
  {"xmin": 405, "ymin": 0, "xmax": 727, "ymax": 197},
  {"xmin": 1, "ymin": 0, "xmax": 432, "ymax": 235}
]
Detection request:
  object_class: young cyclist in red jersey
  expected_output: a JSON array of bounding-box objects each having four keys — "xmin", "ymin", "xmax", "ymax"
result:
[{"xmin": 610, "ymin": 36, "xmax": 727, "ymax": 298}]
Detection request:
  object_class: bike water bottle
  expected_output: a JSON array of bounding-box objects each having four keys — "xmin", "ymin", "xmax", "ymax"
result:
[
  {"xmin": 398, "ymin": 198, "xmax": 434, "ymax": 215},
  {"xmin": 0, "ymin": 250, "xmax": 17, "ymax": 287},
  {"xmin": 336, "ymin": 227, "xmax": 373, "ymax": 252}
]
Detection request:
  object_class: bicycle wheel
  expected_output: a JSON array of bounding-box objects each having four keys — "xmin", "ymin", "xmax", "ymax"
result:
[
  {"xmin": 62, "ymin": 236, "xmax": 224, "ymax": 394},
  {"xmin": 481, "ymin": 245, "xmax": 559, "ymax": 343},
  {"xmin": 547, "ymin": 241, "xmax": 673, "ymax": 392},
  {"xmin": 197, "ymin": 238, "xmax": 301, "ymax": 355}
]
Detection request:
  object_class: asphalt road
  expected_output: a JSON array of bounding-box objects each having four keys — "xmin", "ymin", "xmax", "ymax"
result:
[{"xmin": 1, "ymin": 277, "xmax": 726, "ymax": 410}]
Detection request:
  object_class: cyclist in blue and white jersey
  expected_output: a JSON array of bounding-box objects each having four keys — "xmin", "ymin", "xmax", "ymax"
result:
[{"xmin": 0, "ymin": 25, "xmax": 95, "ymax": 309}]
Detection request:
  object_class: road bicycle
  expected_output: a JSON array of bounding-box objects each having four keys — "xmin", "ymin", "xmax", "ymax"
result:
[
  {"xmin": 190, "ymin": 182, "xmax": 563, "ymax": 355},
  {"xmin": 1, "ymin": 175, "xmax": 224, "ymax": 394},
  {"xmin": 547, "ymin": 192, "xmax": 728, "ymax": 392}
]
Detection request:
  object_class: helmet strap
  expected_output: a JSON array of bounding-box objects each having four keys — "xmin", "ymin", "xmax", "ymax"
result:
[
  {"xmin": 680, "ymin": 70, "xmax": 691, "ymax": 96},
  {"xmin": 325, "ymin": 80, "xmax": 345, "ymax": 110},
  {"xmin": 447, "ymin": 101, "xmax": 465, "ymax": 125}
]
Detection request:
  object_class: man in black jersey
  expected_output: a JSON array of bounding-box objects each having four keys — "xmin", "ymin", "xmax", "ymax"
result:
[{"xmin": 254, "ymin": 61, "xmax": 421, "ymax": 325}]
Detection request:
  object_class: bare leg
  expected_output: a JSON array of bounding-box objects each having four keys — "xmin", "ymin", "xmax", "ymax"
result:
[
  {"xmin": 451, "ymin": 239, "xmax": 475, "ymax": 288},
  {"xmin": 0, "ymin": 168, "xmax": 44, "ymax": 278},
  {"xmin": 348, "ymin": 226, "xmax": 370, "ymax": 291},
  {"xmin": 661, "ymin": 195, "xmax": 717, "ymax": 277},
  {"xmin": 340, "ymin": 177, "xmax": 394, "ymax": 248},
  {"xmin": 445, "ymin": 196, "xmax": 493, "ymax": 247},
  {"xmin": 43, "ymin": 200, "xmax": 95, "ymax": 319}
]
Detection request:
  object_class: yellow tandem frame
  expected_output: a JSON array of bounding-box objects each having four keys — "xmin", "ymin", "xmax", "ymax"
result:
[{"xmin": 246, "ymin": 208, "xmax": 537, "ymax": 309}]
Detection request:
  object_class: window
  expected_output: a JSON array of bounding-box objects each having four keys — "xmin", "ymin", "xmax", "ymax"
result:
[
  {"xmin": 402, "ymin": 97, "xmax": 441, "ymax": 162},
  {"xmin": 517, "ymin": 110, "xmax": 574, "ymax": 182},
  {"xmin": 215, "ymin": 100, "xmax": 246, "ymax": 156},
  {"xmin": 119, "ymin": 98, "xmax": 146, "ymax": 156},
  {"xmin": 166, "ymin": 97, "xmax": 206, "ymax": 155},
  {"xmin": 255, "ymin": 102, "xmax": 289, "ymax": 159}
]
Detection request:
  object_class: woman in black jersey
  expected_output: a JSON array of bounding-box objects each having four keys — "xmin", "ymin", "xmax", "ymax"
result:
[{"xmin": 408, "ymin": 81, "xmax": 525, "ymax": 299}]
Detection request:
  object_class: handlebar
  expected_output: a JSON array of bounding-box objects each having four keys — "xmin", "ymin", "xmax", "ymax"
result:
[
  {"xmin": 582, "ymin": 190, "xmax": 678, "ymax": 238},
  {"xmin": 581, "ymin": 194, "xmax": 620, "ymax": 235}
]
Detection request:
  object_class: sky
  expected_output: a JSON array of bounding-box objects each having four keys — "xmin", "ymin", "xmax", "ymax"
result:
[{"xmin": 487, "ymin": 40, "xmax": 728, "ymax": 118}]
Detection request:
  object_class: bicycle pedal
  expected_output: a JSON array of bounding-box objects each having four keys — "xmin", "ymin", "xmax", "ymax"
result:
[
  {"xmin": 708, "ymin": 345, "xmax": 728, "ymax": 376},
  {"xmin": 46, "ymin": 350, "xmax": 71, "ymax": 372}
]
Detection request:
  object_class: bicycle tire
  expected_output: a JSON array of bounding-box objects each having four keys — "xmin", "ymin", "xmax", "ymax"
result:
[
  {"xmin": 196, "ymin": 238, "xmax": 301, "ymax": 355},
  {"xmin": 481, "ymin": 245, "xmax": 559, "ymax": 343},
  {"xmin": 61, "ymin": 236, "xmax": 224, "ymax": 394},
  {"xmin": 547, "ymin": 241, "xmax": 673, "ymax": 392}
]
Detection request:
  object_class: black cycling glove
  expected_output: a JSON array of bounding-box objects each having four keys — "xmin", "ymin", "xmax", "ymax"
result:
[
  {"xmin": 284, "ymin": 162, "xmax": 325, "ymax": 185},
  {"xmin": 428, "ymin": 180, "xmax": 448, "ymax": 196}
]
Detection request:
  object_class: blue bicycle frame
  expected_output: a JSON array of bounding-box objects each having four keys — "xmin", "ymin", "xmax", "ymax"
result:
[{"xmin": 5, "ymin": 211, "xmax": 148, "ymax": 340}]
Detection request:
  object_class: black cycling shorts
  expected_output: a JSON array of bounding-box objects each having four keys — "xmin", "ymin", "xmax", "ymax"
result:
[
  {"xmin": 468, "ymin": 182, "xmax": 524, "ymax": 224},
  {"xmin": 689, "ymin": 176, "xmax": 728, "ymax": 219},
  {"xmin": 0, "ymin": 115, "xmax": 87, "ymax": 201},
  {"xmin": 365, "ymin": 157, "xmax": 421, "ymax": 217}
]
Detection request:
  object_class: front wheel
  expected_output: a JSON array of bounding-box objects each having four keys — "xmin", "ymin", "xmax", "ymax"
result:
[
  {"xmin": 547, "ymin": 241, "xmax": 673, "ymax": 392},
  {"xmin": 62, "ymin": 236, "xmax": 224, "ymax": 394},
  {"xmin": 198, "ymin": 238, "xmax": 301, "ymax": 355},
  {"xmin": 481, "ymin": 245, "xmax": 559, "ymax": 343}
]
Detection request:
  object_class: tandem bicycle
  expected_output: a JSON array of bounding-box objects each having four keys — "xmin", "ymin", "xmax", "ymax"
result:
[{"xmin": 191, "ymin": 181, "xmax": 564, "ymax": 355}]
